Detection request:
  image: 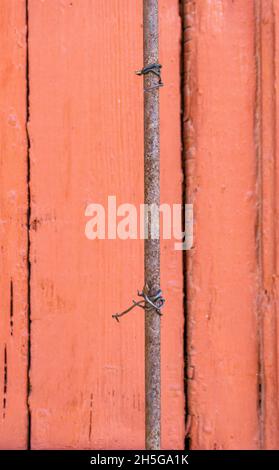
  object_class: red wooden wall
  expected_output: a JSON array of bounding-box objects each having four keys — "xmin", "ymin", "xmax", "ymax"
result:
[
  {"xmin": 183, "ymin": 0, "xmax": 279, "ymax": 450},
  {"xmin": 0, "ymin": 0, "xmax": 184, "ymax": 449},
  {"xmin": 0, "ymin": 0, "xmax": 279, "ymax": 450}
]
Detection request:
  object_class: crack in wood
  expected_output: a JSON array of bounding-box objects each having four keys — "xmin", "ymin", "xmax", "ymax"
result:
[
  {"xmin": 3, "ymin": 345, "xmax": 8, "ymax": 419},
  {"xmin": 10, "ymin": 280, "xmax": 14, "ymax": 336},
  {"xmin": 88, "ymin": 393, "xmax": 93, "ymax": 441}
]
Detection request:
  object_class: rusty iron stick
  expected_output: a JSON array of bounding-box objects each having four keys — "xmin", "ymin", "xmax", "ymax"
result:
[{"xmin": 143, "ymin": 0, "xmax": 161, "ymax": 450}]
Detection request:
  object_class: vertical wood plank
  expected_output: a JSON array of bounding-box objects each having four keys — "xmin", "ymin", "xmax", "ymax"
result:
[
  {"xmin": 184, "ymin": 0, "xmax": 260, "ymax": 449},
  {"xmin": 0, "ymin": 0, "xmax": 28, "ymax": 449},
  {"xmin": 257, "ymin": 0, "xmax": 279, "ymax": 449},
  {"xmin": 28, "ymin": 0, "xmax": 184, "ymax": 449}
]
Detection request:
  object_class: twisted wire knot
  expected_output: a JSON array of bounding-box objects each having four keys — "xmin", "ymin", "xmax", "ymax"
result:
[
  {"xmin": 135, "ymin": 63, "xmax": 163, "ymax": 91},
  {"xmin": 112, "ymin": 287, "xmax": 165, "ymax": 323}
]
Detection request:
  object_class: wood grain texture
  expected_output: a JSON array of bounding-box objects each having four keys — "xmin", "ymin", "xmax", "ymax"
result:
[
  {"xmin": 4, "ymin": 0, "xmax": 278, "ymax": 450},
  {"xmin": 28, "ymin": 0, "xmax": 184, "ymax": 449},
  {"xmin": 0, "ymin": 0, "xmax": 28, "ymax": 449},
  {"xmin": 183, "ymin": 0, "xmax": 260, "ymax": 449}
]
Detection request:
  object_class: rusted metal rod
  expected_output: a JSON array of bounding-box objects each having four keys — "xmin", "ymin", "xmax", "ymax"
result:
[{"xmin": 143, "ymin": 0, "xmax": 161, "ymax": 450}]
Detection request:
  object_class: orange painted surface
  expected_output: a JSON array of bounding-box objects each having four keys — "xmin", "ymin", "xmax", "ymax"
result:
[
  {"xmin": 0, "ymin": 0, "xmax": 28, "ymax": 449},
  {"xmin": 256, "ymin": 0, "xmax": 279, "ymax": 449},
  {"xmin": 184, "ymin": 0, "xmax": 259, "ymax": 449},
  {"xmin": 183, "ymin": 0, "xmax": 279, "ymax": 450},
  {"xmin": 28, "ymin": 0, "xmax": 184, "ymax": 449},
  {"xmin": 1, "ymin": 0, "xmax": 279, "ymax": 451}
]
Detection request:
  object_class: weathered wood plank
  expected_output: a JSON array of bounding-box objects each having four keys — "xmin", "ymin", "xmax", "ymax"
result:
[
  {"xmin": 183, "ymin": 0, "xmax": 259, "ymax": 449},
  {"xmin": 258, "ymin": 0, "xmax": 279, "ymax": 449},
  {"xmin": 0, "ymin": 0, "xmax": 28, "ymax": 449},
  {"xmin": 28, "ymin": 0, "xmax": 184, "ymax": 449}
]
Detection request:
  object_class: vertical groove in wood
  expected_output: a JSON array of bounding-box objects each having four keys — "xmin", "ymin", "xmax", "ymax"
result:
[{"xmin": 0, "ymin": 0, "xmax": 28, "ymax": 449}]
